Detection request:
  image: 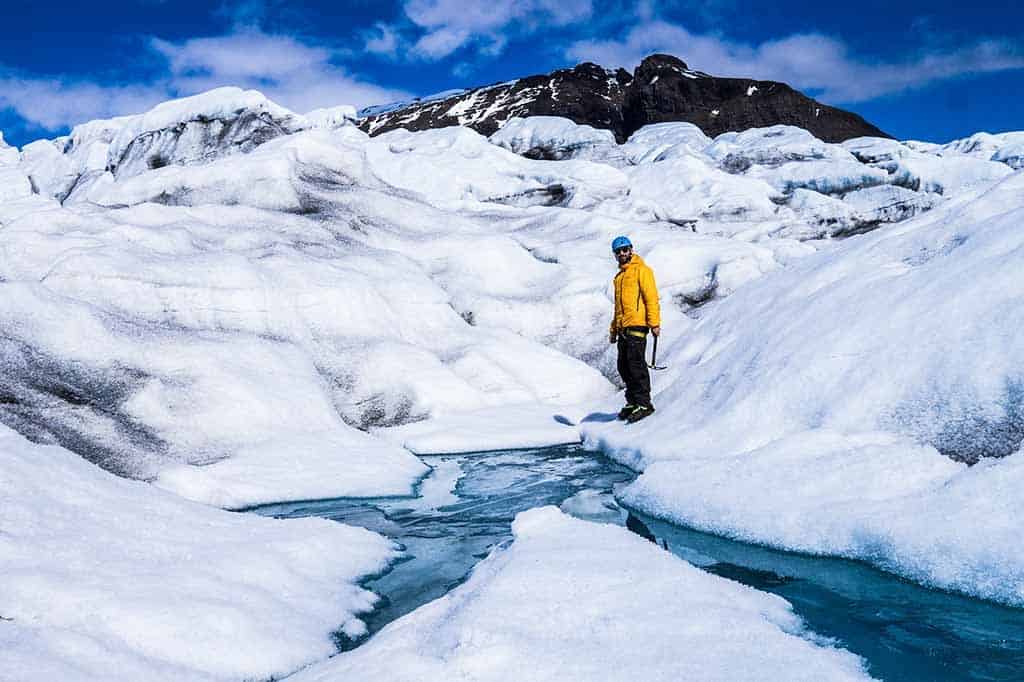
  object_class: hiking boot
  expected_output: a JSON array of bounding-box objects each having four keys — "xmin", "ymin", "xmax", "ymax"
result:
[
  {"xmin": 625, "ymin": 404, "xmax": 655, "ymax": 424},
  {"xmin": 617, "ymin": 404, "xmax": 636, "ymax": 420}
]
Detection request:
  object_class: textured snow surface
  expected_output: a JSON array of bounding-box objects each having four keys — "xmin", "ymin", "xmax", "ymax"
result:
[
  {"xmin": 2, "ymin": 123, "xmax": 629, "ymax": 505},
  {"xmin": 2, "ymin": 91, "xmax": 1023, "ymax": 607},
  {"xmin": 99, "ymin": 88, "xmax": 304, "ymax": 181},
  {"xmin": 0, "ymin": 195, "xmax": 431, "ymax": 506},
  {"xmin": 621, "ymin": 431, "xmax": 1024, "ymax": 606},
  {"xmin": 490, "ymin": 116, "xmax": 617, "ymax": 161},
  {"xmin": 0, "ymin": 131, "xmax": 19, "ymax": 165},
  {"xmin": 621, "ymin": 122, "xmax": 712, "ymax": 164},
  {"xmin": 940, "ymin": 131, "xmax": 1024, "ymax": 169},
  {"xmin": 375, "ymin": 403, "xmax": 584, "ymax": 454},
  {"xmin": 706, "ymin": 125, "xmax": 857, "ymax": 167},
  {"xmin": 0, "ymin": 166, "xmax": 33, "ymax": 202},
  {"xmin": 889, "ymin": 154, "xmax": 1013, "ymax": 194},
  {"xmin": 749, "ymin": 159, "xmax": 889, "ymax": 195},
  {"xmin": 19, "ymin": 139, "xmax": 79, "ymax": 200},
  {"xmin": 0, "ymin": 424, "xmax": 399, "ymax": 681},
  {"xmin": 305, "ymin": 104, "xmax": 358, "ymax": 129},
  {"xmin": 625, "ymin": 154, "xmax": 783, "ymax": 224},
  {"xmin": 366, "ymin": 126, "xmax": 628, "ymax": 209},
  {"xmin": 841, "ymin": 136, "xmax": 911, "ymax": 163},
  {"xmin": 585, "ymin": 171, "xmax": 1024, "ymax": 604},
  {"xmin": 293, "ymin": 507, "xmax": 872, "ymax": 682}
]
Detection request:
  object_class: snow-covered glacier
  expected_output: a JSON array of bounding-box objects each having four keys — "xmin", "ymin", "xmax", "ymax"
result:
[
  {"xmin": 0, "ymin": 423, "xmax": 398, "ymax": 681},
  {"xmin": 3, "ymin": 84, "xmax": 1024, "ymax": 678},
  {"xmin": 584, "ymin": 166, "xmax": 1024, "ymax": 606}
]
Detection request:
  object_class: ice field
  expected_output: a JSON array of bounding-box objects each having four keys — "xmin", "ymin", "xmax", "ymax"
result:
[{"xmin": 2, "ymin": 87, "xmax": 1023, "ymax": 679}]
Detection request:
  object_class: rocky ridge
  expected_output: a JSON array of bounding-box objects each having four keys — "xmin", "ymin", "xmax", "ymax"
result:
[{"xmin": 359, "ymin": 54, "xmax": 889, "ymax": 143}]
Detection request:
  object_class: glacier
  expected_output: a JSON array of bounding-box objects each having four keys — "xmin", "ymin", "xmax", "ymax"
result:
[
  {"xmin": 3, "ymin": 84, "xmax": 1024, "ymax": 678},
  {"xmin": 583, "ymin": 169, "xmax": 1024, "ymax": 605}
]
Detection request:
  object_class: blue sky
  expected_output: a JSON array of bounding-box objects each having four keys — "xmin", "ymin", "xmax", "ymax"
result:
[{"xmin": 1, "ymin": 0, "xmax": 1022, "ymax": 146}]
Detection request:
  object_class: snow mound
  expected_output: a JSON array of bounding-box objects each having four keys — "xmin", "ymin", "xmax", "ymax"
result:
[
  {"xmin": 0, "ymin": 166, "xmax": 33, "ymax": 202},
  {"xmin": 0, "ymin": 130, "xmax": 20, "ymax": 165},
  {"xmin": 707, "ymin": 125, "xmax": 856, "ymax": 171},
  {"xmin": 841, "ymin": 184, "xmax": 939, "ymax": 229},
  {"xmin": 18, "ymin": 139, "xmax": 80, "ymax": 200},
  {"xmin": 749, "ymin": 159, "xmax": 889, "ymax": 195},
  {"xmin": 841, "ymin": 136, "xmax": 917, "ymax": 164},
  {"xmin": 108, "ymin": 87, "xmax": 307, "ymax": 179},
  {"xmin": 366, "ymin": 126, "xmax": 627, "ymax": 209},
  {"xmin": 889, "ymin": 154, "xmax": 1013, "ymax": 195},
  {"xmin": 294, "ymin": 507, "xmax": 871, "ymax": 682},
  {"xmin": 623, "ymin": 154, "xmax": 783, "ymax": 224},
  {"xmin": 904, "ymin": 140, "xmax": 942, "ymax": 154},
  {"xmin": 13, "ymin": 116, "xmax": 133, "ymax": 202},
  {"xmin": 80, "ymin": 127, "xmax": 371, "ymax": 211},
  {"xmin": 490, "ymin": 116, "xmax": 618, "ymax": 161},
  {"xmin": 305, "ymin": 104, "xmax": 358, "ymax": 129},
  {"xmin": 0, "ymin": 424, "xmax": 399, "ymax": 681},
  {"xmin": 783, "ymin": 189, "xmax": 858, "ymax": 236},
  {"xmin": 622, "ymin": 122, "xmax": 712, "ymax": 164},
  {"xmin": 941, "ymin": 131, "xmax": 1024, "ymax": 170},
  {"xmin": 621, "ymin": 430, "xmax": 1024, "ymax": 606}
]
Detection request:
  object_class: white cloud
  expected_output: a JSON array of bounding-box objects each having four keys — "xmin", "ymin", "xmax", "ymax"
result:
[
  {"xmin": 0, "ymin": 28, "xmax": 413, "ymax": 135},
  {"xmin": 0, "ymin": 75, "xmax": 167, "ymax": 132},
  {"xmin": 364, "ymin": 22, "xmax": 402, "ymax": 57},
  {"xmin": 566, "ymin": 20, "xmax": 1024, "ymax": 103},
  {"xmin": 153, "ymin": 28, "xmax": 412, "ymax": 113},
  {"xmin": 151, "ymin": 31, "xmax": 331, "ymax": 80},
  {"xmin": 412, "ymin": 26, "xmax": 472, "ymax": 60},
  {"xmin": 403, "ymin": 0, "xmax": 592, "ymax": 60}
]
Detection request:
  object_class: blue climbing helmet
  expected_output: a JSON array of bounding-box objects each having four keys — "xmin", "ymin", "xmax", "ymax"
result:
[{"xmin": 611, "ymin": 235, "xmax": 632, "ymax": 252}]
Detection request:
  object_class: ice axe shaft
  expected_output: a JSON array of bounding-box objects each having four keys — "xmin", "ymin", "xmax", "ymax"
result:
[{"xmin": 648, "ymin": 334, "xmax": 667, "ymax": 370}]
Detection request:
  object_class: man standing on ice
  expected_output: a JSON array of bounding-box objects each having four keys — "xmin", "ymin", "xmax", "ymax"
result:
[{"xmin": 608, "ymin": 236, "xmax": 661, "ymax": 423}]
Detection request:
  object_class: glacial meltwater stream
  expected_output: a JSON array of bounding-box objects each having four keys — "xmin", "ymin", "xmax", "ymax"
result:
[{"xmin": 251, "ymin": 444, "xmax": 1024, "ymax": 681}]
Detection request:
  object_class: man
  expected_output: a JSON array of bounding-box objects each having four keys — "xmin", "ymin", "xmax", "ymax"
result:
[{"xmin": 608, "ymin": 236, "xmax": 660, "ymax": 423}]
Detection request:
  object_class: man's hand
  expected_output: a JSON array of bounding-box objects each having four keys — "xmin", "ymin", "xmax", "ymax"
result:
[
  {"xmin": 651, "ymin": 326, "xmax": 661, "ymax": 337},
  {"xmin": 609, "ymin": 331, "xmax": 617, "ymax": 344}
]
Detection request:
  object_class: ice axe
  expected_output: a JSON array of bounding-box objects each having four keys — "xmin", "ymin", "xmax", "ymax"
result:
[{"xmin": 647, "ymin": 334, "xmax": 668, "ymax": 370}]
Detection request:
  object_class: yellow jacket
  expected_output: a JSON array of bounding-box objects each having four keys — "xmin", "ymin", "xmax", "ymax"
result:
[{"xmin": 610, "ymin": 254, "xmax": 661, "ymax": 334}]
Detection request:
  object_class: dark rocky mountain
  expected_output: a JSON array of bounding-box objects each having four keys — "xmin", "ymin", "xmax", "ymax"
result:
[{"xmin": 359, "ymin": 54, "xmax": 889, "ymax": 143}]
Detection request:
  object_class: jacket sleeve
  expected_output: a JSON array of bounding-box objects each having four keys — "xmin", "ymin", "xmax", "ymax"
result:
[
  {"xmin": 640, "ymin": 266, "xmax": 661, "ymax": 328},
  {"xmin": 609, "ymin": 278, "xmax": 619, "ymax": 335}
]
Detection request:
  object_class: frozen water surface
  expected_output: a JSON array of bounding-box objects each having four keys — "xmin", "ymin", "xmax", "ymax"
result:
[{"xmin": 252, "ymin": 444, "xmax": 1024, "ymax": 681}]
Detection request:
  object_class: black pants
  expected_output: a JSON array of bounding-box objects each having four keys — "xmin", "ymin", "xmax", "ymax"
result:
[{"xmin": 617, "ymin": 329, "xmax": 652, "ymax": 407}]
